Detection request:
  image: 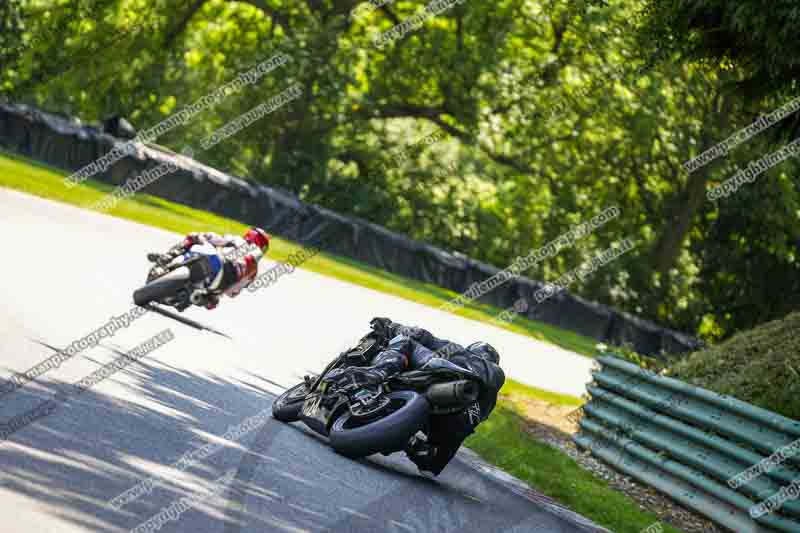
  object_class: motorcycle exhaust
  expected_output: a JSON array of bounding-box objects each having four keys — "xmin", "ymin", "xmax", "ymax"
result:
[{"xmin": 426, "ymin": 380, "xmax": 479, "ymax": 407}]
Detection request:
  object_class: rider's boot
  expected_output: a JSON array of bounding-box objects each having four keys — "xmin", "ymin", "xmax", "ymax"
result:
[
  {"xmin": 147, "ymin": 252, "xmax": 178, "ymax": 268},
  {"xmin": 404, "ymin": 432, "xmax": 440, "ymax": 474},
  {"xmin": 148, "ymin": 241, "xmax": 189, "ymax": 266}
]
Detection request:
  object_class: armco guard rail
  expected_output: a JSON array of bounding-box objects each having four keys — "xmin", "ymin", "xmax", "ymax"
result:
[{"xmin": 574, "ymin": 355, "xmax": 800, "ymax": 533}]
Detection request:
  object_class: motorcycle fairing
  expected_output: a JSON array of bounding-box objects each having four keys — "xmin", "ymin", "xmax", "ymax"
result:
[
  {"xmin": 300, "ymin": 389, "xmax": 349, "ymax": 436},
  {"xmin": 182, "ymin": 244, "xmax": 224, "ymax": 289}
]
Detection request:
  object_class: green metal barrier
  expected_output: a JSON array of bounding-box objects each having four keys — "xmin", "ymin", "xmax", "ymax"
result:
[{"xmin": 575, "ymin": 355, "xmax": 800, "ymax": 533}]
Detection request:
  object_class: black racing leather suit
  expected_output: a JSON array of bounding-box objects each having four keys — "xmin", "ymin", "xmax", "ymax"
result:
[{"xmin": 364, "ymin": 321, "xmax": 506, "ymax": 474}]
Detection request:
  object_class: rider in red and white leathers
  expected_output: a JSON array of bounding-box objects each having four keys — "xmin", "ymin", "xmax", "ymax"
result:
[{"xmin": 148, "ymin": 227, "xmax": 270, "ymax": 310}]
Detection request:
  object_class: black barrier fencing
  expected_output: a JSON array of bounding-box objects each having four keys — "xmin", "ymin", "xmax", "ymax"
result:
[{"xmin": 0, "ymin": 102, "xmax": 700, "ymax": 357}]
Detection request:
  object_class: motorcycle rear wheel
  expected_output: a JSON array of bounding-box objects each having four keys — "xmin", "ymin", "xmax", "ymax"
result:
[
  {"xmin": 329, "ymin": 390, "xmax": 429, "ymax": 458},
  {"xmin": 271, "ymin": 382, "xmax": 308, "ymax": 422}
]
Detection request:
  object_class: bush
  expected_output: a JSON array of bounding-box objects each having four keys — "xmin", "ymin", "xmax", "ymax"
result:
[{"xmin": 664, "ymin": 312, "xmax": 800, "ymax": 420}]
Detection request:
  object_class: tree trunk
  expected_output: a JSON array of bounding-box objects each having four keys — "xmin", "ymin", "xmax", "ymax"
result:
[
  {"xmin": 652, "ymin": 88, "xmax": 733, "ymax": 276},
  {"xmin": 652, "ymin": 166, "xmax": 710, "ymax": 275}
]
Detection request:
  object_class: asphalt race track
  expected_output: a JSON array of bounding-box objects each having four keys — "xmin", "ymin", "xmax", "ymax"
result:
[{"xmin": 0, "ymin": 188, "xmax": 600, "ymax": 533}]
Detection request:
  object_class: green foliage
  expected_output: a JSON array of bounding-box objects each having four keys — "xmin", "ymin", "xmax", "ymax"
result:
[
  {"xmin": 1, "ymin": 0, "xmax": 798, "ymax": 346},
  {"xmin": 0, "ymin": 1, "xmax": 25, "ymax": 78},
  {"xmin": 666, "ymin": 312, "xmax": 800, "ymax": 420},
  {"xmin": 602, "ymin": 344, "xmax": 668, "ymax": 372},
  {"xmin": 637, "ymin": 0, "xmax": 800, "ymax": 101}
]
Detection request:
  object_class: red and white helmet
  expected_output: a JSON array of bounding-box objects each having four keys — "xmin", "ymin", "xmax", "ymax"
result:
[{"xmin": 244, "ymin": 227, "xmax": 270, "ymax": 254}]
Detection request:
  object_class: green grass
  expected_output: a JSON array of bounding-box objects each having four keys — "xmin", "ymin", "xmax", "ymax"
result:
[
  {"xmin": 465, "ymin": 398, "xmax": 683, "ymax": 533},
  {"xmin": 0, "ymin": 149, "xmax": 599, "ymax": 357},
  {"xmin": 500, "ymin": 377, "xmax": 585, "ymax": 407}
]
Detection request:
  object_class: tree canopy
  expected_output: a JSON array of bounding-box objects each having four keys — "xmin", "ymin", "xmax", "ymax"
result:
[
  {"xmin": 2, "ymin": 0, "xmax": 798, "ymax": 346},
  {"xmin": 637, "ymin": 0, "xmax": 800, "ymax": 103}
]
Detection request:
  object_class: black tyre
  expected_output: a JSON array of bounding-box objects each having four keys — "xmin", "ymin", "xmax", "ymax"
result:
[
  {"xmin": 133, "ymin": 266, "xmax": 191, "ymax": 306},
  {"xmin": 271, "ymin": 382, "xmax": 308, "ymax": 422},
  {"xmin": 329, "ymin": 391, "xmax": 429, "ymax": 458}
]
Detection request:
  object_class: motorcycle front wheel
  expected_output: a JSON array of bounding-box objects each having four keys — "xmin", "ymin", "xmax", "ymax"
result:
[
  {"xmin": 329, "ymin": 390, "xmax": 429, "ymax": 459},
  {"xmin": 133, "ymin": 266, "xmax": 191, "ymax": 306},
  {"xmin": 271, "ymin": 382, "xmax": 308, "ymax": 422}
]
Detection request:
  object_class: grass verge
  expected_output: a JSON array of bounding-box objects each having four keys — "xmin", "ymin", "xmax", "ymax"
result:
[
  {"xmin": 0, "ymin": 150, "xmax": 598, "ymax": 357},
  {"xmin": 465, "ymin": 379, "xmax": 683, "ymax": 533}
]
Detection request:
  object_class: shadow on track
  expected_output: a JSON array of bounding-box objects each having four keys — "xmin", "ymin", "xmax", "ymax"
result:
[
  {"xmin": 0, "ymin": 345, "xmax": 283, "ymax": 532},
  {"xmin": 0, "ymin": 342, "xmax": 584, "ymax": 533}
]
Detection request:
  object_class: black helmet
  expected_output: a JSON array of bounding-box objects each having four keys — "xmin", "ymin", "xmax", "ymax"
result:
[{"xmin": 466, "ymin": 342, "xmax": 500, "ymax": 364}]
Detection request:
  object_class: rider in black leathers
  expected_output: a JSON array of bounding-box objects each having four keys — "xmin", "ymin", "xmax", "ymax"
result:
[{"xmin": 324, "ymin": 317, "xmax": 506, "ymax": 475}]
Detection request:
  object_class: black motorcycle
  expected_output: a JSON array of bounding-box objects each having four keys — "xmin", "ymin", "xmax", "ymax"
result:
[{"xmin": 272, "ymin": 331, "xmax": 482, "ymax": 458}]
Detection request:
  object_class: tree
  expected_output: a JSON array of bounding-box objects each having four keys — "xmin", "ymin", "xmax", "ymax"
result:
[
  {"xmin": 3, "ymin": 0, "xmax": 798, "ymax": 343},
  {"xmin": 637, "ymin": 0, "xmax": 800, "ymax": 133}
]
